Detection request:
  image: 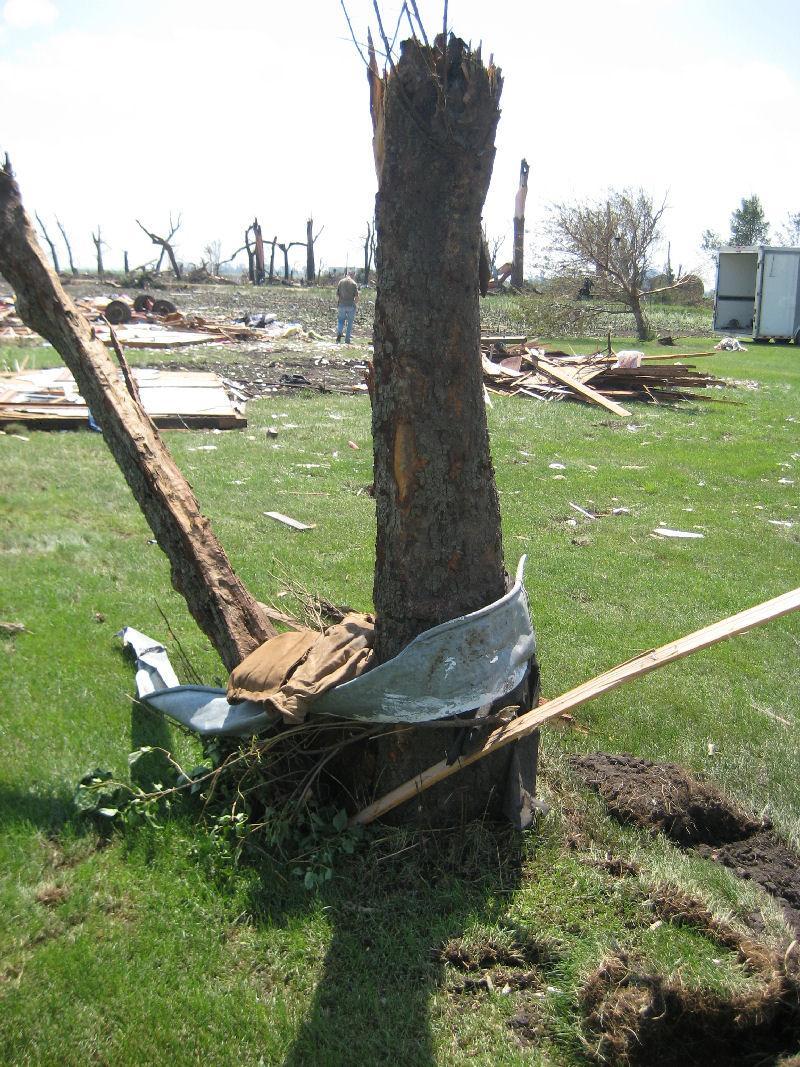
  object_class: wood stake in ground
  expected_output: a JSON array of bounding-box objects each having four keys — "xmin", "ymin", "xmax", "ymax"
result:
[
  {"xmin": 0, "ymin": 156, "xmax": 275, "ymax": 671},
  {"xmin": 351, "ymin": 586, "xmax": 800, "ymax": 825}
]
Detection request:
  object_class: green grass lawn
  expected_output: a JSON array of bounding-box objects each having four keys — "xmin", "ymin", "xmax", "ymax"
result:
[{"xmin": 1, "ymin": 334, "xmax": 799, "ymax": 1065}]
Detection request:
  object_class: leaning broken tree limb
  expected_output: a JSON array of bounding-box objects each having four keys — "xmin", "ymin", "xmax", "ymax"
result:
[
  {"xmin": 0, "ymin": 156, "xmax": 275, "ymax": 671},
  {"xmin": 351, "ymin": 586, "xmax": 800, "ymax": 825}
]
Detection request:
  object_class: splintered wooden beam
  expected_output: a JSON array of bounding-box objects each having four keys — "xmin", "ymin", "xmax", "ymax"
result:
[
  {"xmin": 536, "ymin": 357, "xmax": 633, "ymax": 418},
  {"xmin": 351, "ymin": 586, "xmax": 800, "ymax": 826},
  {"xmin": 0, "ymin": 156, "xmax": 275, "ymax": 670}
]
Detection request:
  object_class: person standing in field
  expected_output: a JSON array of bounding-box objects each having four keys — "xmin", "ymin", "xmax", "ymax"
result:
[{"xmin": 336, "ymin": 272, "xmax": 359, "ymax": 344}]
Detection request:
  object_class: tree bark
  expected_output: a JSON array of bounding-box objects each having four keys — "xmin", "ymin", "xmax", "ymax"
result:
[
  {"xmin": 0, "ymin": 158, "xmax": 275, "ymax": 671},
  {"xmin": 361, "ymin": 36, "xmax": 526, "ymax": 822},
  {"xmin": 511, "ymin": 158, "xmax": 529, "ymax": 289}
]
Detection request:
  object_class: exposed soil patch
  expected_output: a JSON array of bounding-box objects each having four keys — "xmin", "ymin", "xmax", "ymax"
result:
[
  {"xmin": 436, "ymin": 933, "xmax": 557, "ymax": 972},
  {"xmin": 697, "ymin": 834, "xmax": 800, "ymax": 935},
  {"xmin": 581, "ymin": 948, "xmax": 800, "ymax": 1066},
  {"xmin": 436, "ymin": 931, "xmax": 559, "ymax": 1048},
  {"xmin": 571, "ymin": 753, "xmax": 762, "ymax": 846},
  {"xmin": 571, "ymin": 753, "xmax": 800, "ymax": 935},
  {"xmin": 507, "ymin": 1007, "xmax": 545, "ymax": 1046}
]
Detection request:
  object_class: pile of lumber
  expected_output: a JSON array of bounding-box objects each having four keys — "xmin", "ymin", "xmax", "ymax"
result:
[
  {"xmin": 481, "ymin": 337, "xmax": 731, "ymax": 419},
  {"xmin": 0, "ymin": 365, "xmax": 246, "ymax": 430}
]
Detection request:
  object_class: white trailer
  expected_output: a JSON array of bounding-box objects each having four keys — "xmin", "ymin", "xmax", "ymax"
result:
[{"xmin": 714, "ymin": 246, "xmax": 800, "ymax": 342}]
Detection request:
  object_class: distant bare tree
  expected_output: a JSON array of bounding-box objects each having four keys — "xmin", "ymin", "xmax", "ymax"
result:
[
  {"xmin": 777, "ymin": 211, "xmax": 800, "ymax": 246},
  {"xmin": 362, "ymin": 218, "xmax": 376, "ymax": 284},
  {"xmin": 136, "ymin": 215, "xmax": 182, "ymax": 279},
  {"xmin": 277, "ymin": 240, "xmax": 304, "ymax": 281},
  {"xmin": 550, "ymin": 188, "xmax": 688, "ymax": 340},
  {"xmin": 56, "ymin": 218, "xmax": 78, "ymax": 275},
  {"xmin": 91, "ymin": 226, "xmax": 105, "ymax": 277},
  {"xmin": 35, "ymin": 213, "xmax": 60, "ymax": 273},
  {"xmin": 482, "ymin": 228, "xmax": 504, "ymax": 280},
  {"xmin": 218, "ymin": 243, "xmax": 247, "ymax": 272},
  {"xmin": 202, "ymin": 239, "xmax": 222, "ymax": 274}
]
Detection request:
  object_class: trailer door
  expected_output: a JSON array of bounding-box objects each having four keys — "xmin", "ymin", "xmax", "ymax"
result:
[
  {"xmin": 757, "ymin": 252, "xmax": 800, "ymax": 338},
  {"xmin": 714, "ymin": 251, "xmax": 757, "ymax": 334}
]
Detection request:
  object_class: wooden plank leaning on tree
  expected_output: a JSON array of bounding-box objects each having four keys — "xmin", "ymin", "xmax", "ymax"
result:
[
  {"xmin": 0, "ymin": 156, "xmax": 275, "ymax": 671},
  {"xmin": 351, "ymin": 586, "xmax": 800, "ymax": 826}
]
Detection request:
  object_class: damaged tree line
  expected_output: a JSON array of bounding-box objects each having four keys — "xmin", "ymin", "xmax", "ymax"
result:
[{"xmin": 2, "ymin": 19, "xmax": 799, "ymax": 828}]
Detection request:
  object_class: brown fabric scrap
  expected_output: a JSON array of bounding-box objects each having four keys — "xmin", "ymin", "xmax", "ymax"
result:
[{"xmin": 227, "ymin": 613, "xmax": 375, "ymax": 724}]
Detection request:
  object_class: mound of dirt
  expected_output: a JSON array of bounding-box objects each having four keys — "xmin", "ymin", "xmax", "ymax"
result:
[
  {"xmin": 571, "ymin": 753, "xmax": 763, "ymax": 846},
  {"xmin": 697, "ymin": 834, "xmax": 800, "ymax": 935},
  {"xmin": 571, "ymin": 754, "xmax": 800, "ymax": 934}
]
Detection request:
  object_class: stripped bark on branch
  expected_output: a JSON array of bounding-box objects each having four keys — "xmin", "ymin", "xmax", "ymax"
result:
[{"xmin": 0, "ymin": 157, "xmax": 275, "ymax": 670}]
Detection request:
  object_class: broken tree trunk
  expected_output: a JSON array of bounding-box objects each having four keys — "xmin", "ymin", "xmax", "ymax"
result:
[
  {"xmin": 92, "ymin": 226, "xmax": 104, "ymax": 277},
  {"xmin": 244, "ymin": 224, "xmax": 256, "ymax": 283},
  {"xmin": 511, "ymin": 158, "xmax": 529, "ymax": 289},
  {"xmin": 0, "ymin": 157, "xmax": 275, "ymax": 671},
  {"xmin": 306, "ymin": 218, "xmax": 315, "ymax": 283},
  {"xmin": 359, "ymin": 33, "xmax": 527, "ymax": 822},
  {"xmin": 253, "ymin": 219, "xmax": 265, "ymax": 285},
  {"xmin": 268, "ymin": 236, "xmax": 277, "ymax": 283}
]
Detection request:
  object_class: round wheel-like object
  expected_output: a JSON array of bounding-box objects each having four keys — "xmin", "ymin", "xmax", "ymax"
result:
[
  {"xmin": 104, "ymin": 299, "xmax": 132, "ymax": 325},
  {"xmin": 133, "ymin": 294, "xmax": 155, "ymax": 312},
  {"xmin": 152, "ymin": 299, "xmax": 177, "ymax": 316}
]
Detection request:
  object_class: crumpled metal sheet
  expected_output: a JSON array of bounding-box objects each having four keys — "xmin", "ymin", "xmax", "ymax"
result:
[
  {"xmin": 118, "ymin": 556, "xmax": 535, "ymax": 732},
  {"xmin": 140, "ymin": 685, "xmax": 276, "ymax": 738},
  {"xmin": 312, "ymin": 556, "xmax": 535, "ymax": 723},
  {"xmin": 118, "ymin": 626, "xmax": 276, "ymax": 737},
  {"xmin": 117, "ymin": 626, "xmax": 180, "ymax": 694}
]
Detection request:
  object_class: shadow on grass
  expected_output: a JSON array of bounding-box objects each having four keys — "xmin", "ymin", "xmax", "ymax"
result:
[
  {"xmin": 263, "ymin": 826, "xmax": 529, "ymax": 1067},
  {"xmin": 0, "ymin": 698, "xmax": 178, "ymax": 836},
  {"xmin": 130, "ymin": 699, "xmax": 177, "ymax": 791},
  {"xmin": 0, "ymin": 781, "xmax": 75, "ymax": 832}
]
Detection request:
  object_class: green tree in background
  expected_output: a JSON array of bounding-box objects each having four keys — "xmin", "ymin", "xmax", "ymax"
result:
[{"xmin": 729, "ymin": 195, "xmax": 770, "ymax": 245}]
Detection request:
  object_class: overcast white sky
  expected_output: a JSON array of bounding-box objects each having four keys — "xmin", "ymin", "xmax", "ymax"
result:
[{"xmin": 2, "ymin": 0, "xmax": 799, "ymax": 281}]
